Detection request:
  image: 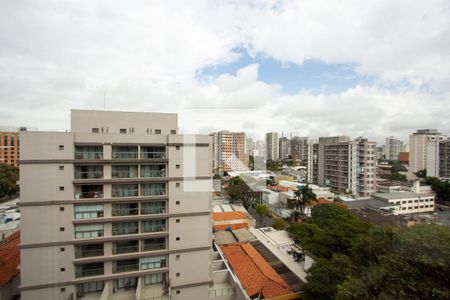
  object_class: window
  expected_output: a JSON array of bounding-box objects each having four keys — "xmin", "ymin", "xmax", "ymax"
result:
[
  {"xmin": 75, "ymin": 224, "xmax": 104, "ymax": 239},
  {"xmin": 60, "ymin": 207, "xmax": 64, "ymax": 211},
  {"xmin": 176, "ymin": 237, "xmax": 180, "ymax": 241},
  {"xmin": 141, "ymin": 220, "xmax": 166, "ymax": 233},
  {"xmin": 60, "ymin": 288, "xmax": 65, "ymax": 292},
  {"xmin": 155, "ymin": 129, "xmax": 162, "ymax": 134},
  {"xmin": 176, "ymin": 164, "xmax": 180, "ymax": 169},
  {"xmin": 120, "ymin": 128, "xmax": 127, "ymax": 134},
  {"xmin": 59, "ymin": 186, "xmax": 64, "ymax": 191},
  {"xmin": 60, "ymin": 268, "xmax": 65, "ymax": 272},
  {"xmin": 140, "ymin": 256, "xmax": 167, "ymax": 270},
  {"xmin": 60, "ymin": 227, "xmax": 65, "ymax": 232},
  {"xmin": 176, "ymin": 219, "xmax": 180, "ymax": 223},
  {"xmin": 144, "ymin": 273, "xmax": 164, "ymax": 285},
  {"xmin": 140, "ymin": 183, "xmax": 166, "ymax": 196},
  {"xmin": 176, "ymin": 272, "xmax": 180, "ymax": 277},
  {"xmin": 60, "ymin": 247, "xmax": 65, "ymax": 252},
  {"xmin": 171, "ymin": 130, "xmax": 176, "ymax": 134},
  {"xmin": 141, "ymin": 201, "xmax": 166, "ymax": 215},
  {"xmin": 176, "ymin": 290, "xmax": 180, "ymax": 294},
  {"xmin": 92, "ymin": 128, "xmax": 99, "ymax": 133},
  {"xmin": 176, "ymin": 146, "xmax": 180, "ymax": 150},
  {"xmin": 112, "ymin": 184, "xmax": 139, "ymax": 197},
  {"xmin": 176, "ymin": 254, "xmax": 180, "ymax": 260},
  {"xmin": 59, "ymin": 165, "xmax": 64, "ymax": 170},
  {"xmin": 59, "ymin": 145, "xmax": 64, "ymax": 150},
  {"xmin": 112, "ymin": 222, "xmax": 139, "ymax": 235},
  {"xmin": 75, "ymin": 205, "xmax": 104, "ymax": 219},
  {"xmin": 176, "ymin": 201, "xmax": 180, "ymax": 205},
  {"xmin": 176, "ymin": 182, "xmax": 180, "ymax": 188},
  {"xmin": 112, "ymin": 203, "xmax": 138, "ymax": 216}
]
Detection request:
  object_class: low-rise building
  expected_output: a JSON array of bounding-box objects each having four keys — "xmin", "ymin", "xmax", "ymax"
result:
[{"xmin": 0, "ymin": 231, "xmax": 20, "ymax": 300}]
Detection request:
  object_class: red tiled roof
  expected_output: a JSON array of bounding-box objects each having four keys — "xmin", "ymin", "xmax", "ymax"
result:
[
  {"xmin": 214, "ymin": 223, "xmax": 248, "ymax": 231},
  {"xmin": 269, "ymin": 185, "xmax": 291, "ymax": 192},
  {"xmin": 311, "ymin": 199, "xmax": 347, "ymax": 208},
  {"xmin": 0, "ymin": 231, "xmax": 20, "ymax": 286},
  {"xmin": 213, "ymin": 211, "xmax": 247, "ymax": 221},
  {"xmin": 221, "ymin": 242, "xmax": 293, "ymax": 298}
]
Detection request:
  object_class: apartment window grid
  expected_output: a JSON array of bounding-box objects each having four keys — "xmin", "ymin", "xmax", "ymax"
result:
[
  {"xmin": 75, "ymin": 224, "xmax": 104, "ymax": 239},
  {"xmin": 140, "ymin": 256, "xmax": 167, "ymax": 270},
  {"xmin": 74, "ymin": 204, "xmax": 104, "ymax": 219}
]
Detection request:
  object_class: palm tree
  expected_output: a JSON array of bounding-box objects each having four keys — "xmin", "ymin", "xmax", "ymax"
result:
[{"xmin": 293, "ymin": 184, "xmax": 317, "ymax": 218}]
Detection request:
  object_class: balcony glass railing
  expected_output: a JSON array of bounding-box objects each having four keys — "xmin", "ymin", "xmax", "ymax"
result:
[
  {"xmin": 142, "ymin": 243, "xmax": 166, "ymax": 252},
  {"xmin": 140, "ymin": 152, "xmax": 166, "ymax": 159},
  {"xmin": 75, "ymin": 152, "xmax": 103, "ymax": 160},
  {"xmin": 141, "ymin": 223, "xmax": 166, "ymax": 233},
  {"xmin": 76, "ymin": 268, "xmax": 104, "ymax": 278},
  {"xmin": 112, "ymin": 171, "xmax": 138, "ymax": 178},
  {"xmin": 112, "ymin": 152, "xmax": 138, "ymax": 159},
  {"xmin": 141, "ymin": 188, "xmax": 166, "ymax": 197},
  {"xmin": 112, "ymin": 208, "xmax": 139, "ymax": 216},
  {"xmin": 113, "ymin": 245, "xmax": 139, "ymax": 255},
  {"xmin": 75, "ymin": 171, "xmax": 103, "ymax": 179},
  {"xmin": 112, "ymin": 223, "xmax": 139, "ymax": 236},
  {"xmin": 141, "ymin": 206, "xmax": 166, "ymax": 215},
  {"xmin": 140, "ymin": 170, "xmax": 166, "ymax": 178},
  {"xmin": 75, "ymin": 248, "xmax": 104, "ymax": 258},
  {"xmin": 114, "ymin": 264, "xmax": 139, "ymax": 273},
  {"xmin": 75, "ymin": 191, "xmax": 104, "ymax": 199}
]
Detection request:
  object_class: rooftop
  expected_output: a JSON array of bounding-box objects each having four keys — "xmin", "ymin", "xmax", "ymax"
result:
[
  {"xmin": 0, "ymin": 231, "xmax": 20, "ymax": 286},
  {"xmin": 213, "ymin": 211, "xmax": 247, "ymax": 221},
  {"xmin": 221, "ymin": 242, "xmax": 294, "ymax": 299},
  {"xmin": 373, "ymin": 192, "xmax": 421, "ymax": 200},
  {"xmin": 344, "ymin": 198, "xmax": 397, "ymax": 209}
]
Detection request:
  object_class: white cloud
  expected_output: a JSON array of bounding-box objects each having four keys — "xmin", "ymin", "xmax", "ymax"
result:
[{"xmin": 0, "ymin": 0, "xmax": 448, "ymax": 143}]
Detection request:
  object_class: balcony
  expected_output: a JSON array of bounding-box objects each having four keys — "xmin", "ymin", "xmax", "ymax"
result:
[
  {"xmin": 75, "ymin": 185, "xmax": 103, "ymax": 199},
  {"xmin": 140, "ymin": 147, "xmax": 166, "ymax": 159},
  {"xmin": 112, "ymin": 222, "xmax": 139, "ymax": 236},
  {"xmin": 141, "ymin": 220, "xmax": 166, "ymax": 233},
  {"xmin": 75, "ymin": 225, "xmax": 104, "ymax": 239},
  {"xmin": 112, "ymin": 146, "xmax": 138, "ymax": 160},
  {"xmin": 142, "ymin": 238, "xmax": 166, "ymax": 252},
  {"xmin": 75, "ymin": 166, "xmax": 103, "ymax": 179},
  {"xmin": 113, "ymin": 240, "xmax": 139, "ymax": 255},
  {"xmin": 140, "ymin": 165, "xmax": 166, "ymax": 178},
  {"xmin": 112, "ymin": 165, "xmax": 138, "ymax": 179},
  {"xmin": 114, "ymin": 259, "xmax": 139, "ymax": 273},
  {"xmin": 76, "ymin": 263, "xmax": 104, "ymax": 278},
  {"xmin": 75, "ymin": 146, "xmax": 103, "ymax": 160},
  {"xmin": 112, "ymin": 203, "xmax": 139, "ymax": 217},
  {"xmin": 140, "ymin": 184, "xmax": 166, "ymax": 197},
  {"xmin": 112, "ymin": 184, "xmax": 139, "ymax": 197},
  {"xmin": 75, "ymin": 244, "xmax": 104, "ymax": 258},
  {"xmin": 141, "ymin": 202, "xmax": 166, "ymax": 215}
]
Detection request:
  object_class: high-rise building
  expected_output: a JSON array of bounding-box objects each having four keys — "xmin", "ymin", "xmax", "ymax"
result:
[
  {"xmin": 409, "ymin": 129, "xmax": 446, "ymax": 173},
  {"xmin": 0, "ymin": 126, "xmax": 32, "ymax": 167},
  {"xmin": 439, "ymin": 140, "xmax": 450, "ymax": 179},
  {"xmin": 245, "ymin": 137, "xmax": 253, "ymax": 156},
  {"xmin": 278, "ymin": 137, "xmax": 290, "ymax": 160},
  {"xmin": 306, "ymin": 139, "xmax": 318, "ymax": 184},
  {"xmin": 385, "ymin": 136, "xmax": 404, "ymax": 161},
  {"xmin": 253, "ymin": 140, "xmax": 265, "ymax": 158},
  {"xmin": 19, "ymin": 110, "xmax": 213, "ymax": 300},
  {"xmin": 265, "ymin": 132, "xmax": 278, "ymax": 161},
  {"xmin": 318, "ymin": 136, "xmax": 377, "ymax": 197},
  {"xmin": 290, "ymin": 137, "xmax": 309, "ymax": 162},
  {"xmin": 426, "ymin": 139, "xmax": 441, "ymax": 177},
  {"xmin": 211, "ymin": 131, "xmax": 247, "ymax": 172}
]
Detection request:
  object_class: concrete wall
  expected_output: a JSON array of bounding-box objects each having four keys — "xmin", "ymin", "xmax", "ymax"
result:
[
  {"xmin": 169, "ymin": 249, "xmax": 211, "ymax": 286},
  {"xmin": 168, "ymin": 215, "xmax": 211, "ymax": 250},
  {"xmin": 171, "ymin": 284, "xmax": 210, "ymax": 300}
]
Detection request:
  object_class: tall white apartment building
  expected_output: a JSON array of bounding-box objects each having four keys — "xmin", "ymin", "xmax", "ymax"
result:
[
  {"xmin": 385, "ymin": 136, "xmax": 404, "ymax": 161},
  {"xmin": 409, "ymin": 129, "xmax": 446, "ymax": 173},
  {"xmin": 306, "ymin": 139, "xmax": 318, "ymax": 184},
  {"xmin": 318, "ymin": 136, "xmax": 377, "ymax": 197},
  {"xmin": 19, "ymin": 110, "xmax": 213, "ymax": 300},
  {"xmin": 265, "ymin": 132, "xmax": 278, "ymax": 161},
  {"xmin": 211, "ymin": 131, "xmax": 247, "ymax": 173},
  {"xmin": 278, "ymin": 137, "xmax": 290, "ymax": 160}
]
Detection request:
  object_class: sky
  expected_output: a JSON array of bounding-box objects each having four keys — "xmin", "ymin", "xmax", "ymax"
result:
[{"xmin": 0, "ymin": 0, "xmax": 449, "ymax": 144}]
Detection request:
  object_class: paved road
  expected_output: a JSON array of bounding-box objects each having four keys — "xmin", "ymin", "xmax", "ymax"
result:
[{"xmin": 435, "ymin": 207, "xmax": 450, "ymax": 227}]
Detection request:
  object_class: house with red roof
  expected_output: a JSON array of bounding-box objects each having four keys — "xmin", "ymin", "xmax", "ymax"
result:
[{"xmin": 0, "ymin": 231, "xmax": 20, "ymax": 300}]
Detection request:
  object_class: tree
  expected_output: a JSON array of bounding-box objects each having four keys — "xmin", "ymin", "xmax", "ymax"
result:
[
  {"xmin": 426, "ymin": 177, "xmax": 450, "ymax": 202},
  {"xmin": 272, "ymin": 217, "xmax": 287, "ymax": 230},
  {"xmin": 0, "ymin": 163, "xmax": 19, "ymax": 199},
  {"xmin": 293, "ymin": 185, "xmax": 317, "ymax": 217},
  {"xmin": 388, "ymin": 172, "xmax": 407, "ymax": 181},
  {"xmin": 414, "ymin": 169, "xmax": 427, "ymax": 178},
  {"xmin": 255, "ymin": 204, "xmax": 269, "ymax": 227},
  {"xmin": 225, "ymin": 176, "xmax": 262, "ymax": 209}
]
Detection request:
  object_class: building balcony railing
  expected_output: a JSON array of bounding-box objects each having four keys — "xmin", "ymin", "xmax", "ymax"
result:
[
  {"xmin": 75, "ymin": 249, "xmax": 104, "ymax": 259},
  {"xmin": 140, "ymin": 170, "xmax": 166, "ymax": 178},
  {"xmin": 140, "ymin": 152, "xmax": 166, "ymax": 159},
  {"xmin": 75, "ymin": 171, "xmax": 104, "ymax": 179},
  {"xmin": 112, "ymin": 152, "xmax": 138, "ymax": 159},
  {"xmin": 142, "ymin": 243, "xmax": 166, "ymax": 252},
  {"xmin": 112, "ymin": 228, "xmax": 139, "ymax": 236},
  {"xmin": 141, "ymin": 207, "xmax": 166, "ymax": 215},
  {"xmin": 74, "ymin": 192, "xmax": 104, "ymax": 199},
  {"xmin": 141, "ymin": 225, "xmax": 166, "ymax": 233},
  {"xmin": 114, "ymin": 264, "xmax": 139, "ymax": 273},
  {"xmin": 112, "ymin": 208, "xmax": 139, "ymax": 217},
  {"xmin": 112, "ymin": 171, "xmax": 138, "ymax": 179},
  {"xmin": 75, "ymin": 152, "xmax": 103, "ymax": 160},
  {"xmin": 141, "ymin": 189, "xmax": 166, "ymax": 197},
  {"xmin": 112, "ymin": 190, "xmax": 139, "ymax": 197},
  {"xmin": 113, "ymin": 245, "xmax": 139, "ymax": 255},
  {"xmin": 75, "ymin": 268, "xmax": 104, "ymax": 278}
]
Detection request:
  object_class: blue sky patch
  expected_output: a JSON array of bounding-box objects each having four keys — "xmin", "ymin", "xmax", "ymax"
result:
[{"xmin": 196, "ymin": 49, "xmax": 375, "ymax": 94}]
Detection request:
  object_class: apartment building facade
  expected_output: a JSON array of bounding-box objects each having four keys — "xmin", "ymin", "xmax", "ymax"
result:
[
  {"xmin": 19, "ymin": 110, "xmax": 213, "ymax": 300},
  {"xmin": 318, "ymin": 136, "xmax": 377, "ymax": 197},
  {"xmin": 290, "ymin": 137, "xmax": 309, "ymax": 162},
  {"xmin": 278, "ymin": 137, "xmax": 290, "ymax": 160},
  {"xmin": 306, "ymin": 139, "xmax": 318, "ymax": 184},
  {"xmin": 265, "ymin": 132, "xmax": 278, "ymax": 161},
  {"xmin": 385, "ymin": 136, "xmax": 404, "ymax": 161},
  {"xmin": 0, "ymin": 127, "xmax": 30, "ymax": 167},
  {"xmin": 409, "ymin": 129, "xmax": 446, "ymax": 173},
  {"xmin": 439, "ymin": 140, "xmax": 450, "ymax": 179},
  {"xmin": 211, "ymin": 131, "xmax": 247, "ymax": 173}
]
